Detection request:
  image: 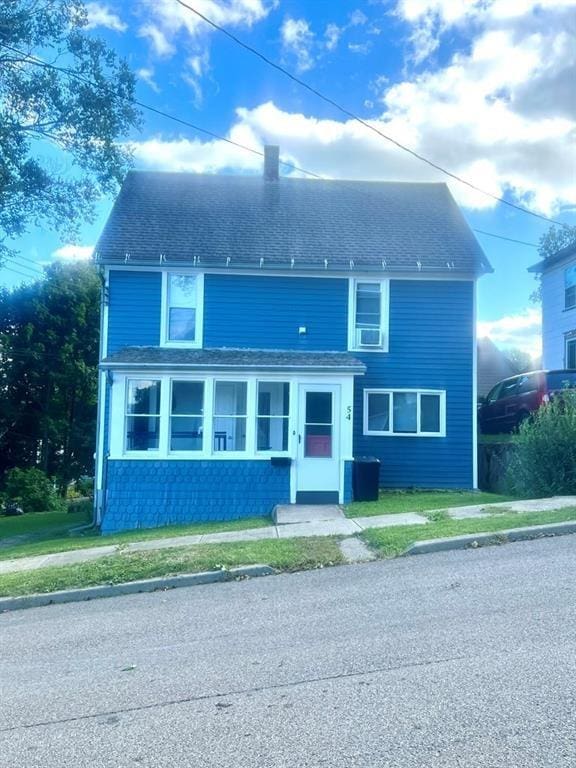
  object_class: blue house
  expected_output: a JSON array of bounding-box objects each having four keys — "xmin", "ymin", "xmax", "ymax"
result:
[{"xmin": 94, "ymin": 147, "xmax": 491, "ymax": 533}]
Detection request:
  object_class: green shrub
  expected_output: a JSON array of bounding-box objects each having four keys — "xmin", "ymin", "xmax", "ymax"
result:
[
  {"xmin": 507, "ymin": 392, "xmax": 576, "ymax": 497},
  {"xmin": 4, "ymin": 468, "xmax": 65, "ymax": 514}
]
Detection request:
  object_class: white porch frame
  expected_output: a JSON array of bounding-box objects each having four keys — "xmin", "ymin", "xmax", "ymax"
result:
[{"xmin": 107, "ymin": 370, "xmax": 356, "ymax": 504}]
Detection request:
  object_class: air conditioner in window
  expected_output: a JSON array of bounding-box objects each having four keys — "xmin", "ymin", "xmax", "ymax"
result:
[{"xmin": 357, "ymin": 328, "xmax": 382, "ymax": 348}]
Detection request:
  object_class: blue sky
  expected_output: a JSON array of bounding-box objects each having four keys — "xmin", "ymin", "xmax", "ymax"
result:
[{"xmin": 3, "ymin": 0, "xmax": 576, "ymax": 357}]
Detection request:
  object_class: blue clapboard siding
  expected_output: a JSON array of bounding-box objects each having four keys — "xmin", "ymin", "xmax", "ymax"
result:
[
  {"xmin": 353, "ymin": 280, "xmax": 474, "ymax": 489},
  {"xmin": 107, "ymin": 270, "xmax": 162, "ymax": 353},
  {"xmin": 102, "ymin": 460, "xmax": 290, "ymax": 532},
  {"xmin": 204, "ymin": 274, "xmax": 348, "ymax": 350}
]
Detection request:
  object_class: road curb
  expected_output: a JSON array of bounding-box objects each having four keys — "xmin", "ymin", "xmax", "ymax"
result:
[
  {"xmin": 0, "ymin": 564, "xmax": 276, "ymax": 613},
  {"xmin": 403, "ymin": 521, "xmax": 576, "ymax": 556}
]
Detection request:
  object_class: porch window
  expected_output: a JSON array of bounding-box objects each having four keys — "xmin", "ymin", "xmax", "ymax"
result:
[
  {"xmin": 167, "ymin": 274, "xmax": 198, "ymax": 342},
  {"xmin": 213, "ymin": 381, "xmax": 247, "ymax": 452},
  {"xmin": 170, "ymin": 381, "xmax": 204, "ymax": 451},
  {"xmin": 257, "ymin": 382, "xmax": 289, "ymax": 451},
  {"xmin": 125, "ymin": 380, "xmax": 161, "ymax": 451},
  {"xmin": 364, "ymin": 389, "xmax": 445, "ymax": 436},
  {"xmin": 565, "ymin": 265, "xmax": 576, "ymax": 310},
  {"xmin": 350, "ymin": 279, "xmax": 389, "ymax": 351}
]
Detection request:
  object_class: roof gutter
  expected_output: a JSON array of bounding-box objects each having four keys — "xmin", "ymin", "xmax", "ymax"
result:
[{"xmin": 100, "ymin": 361, "xmax": 366, "ymax": 374}]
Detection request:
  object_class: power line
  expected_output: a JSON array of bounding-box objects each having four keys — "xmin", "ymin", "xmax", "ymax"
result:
[
  {"xmin": 472, "ymin": 229, "xmax": 538, "ymax": 247},
  {"xmin": 0, "ymin": 43, "xmax": 542, "ymax": 252},
  {"xmin": 0, "ymin": 42, "xmax": 320, "ymax": 180},
  {"xmin": 176, "ymin": 0, "xmax": 568, "ymax": 229},
  {"xmin": 6, "ymin": 257, "xmax": 44, "ymax": 276},
  {"xmin": 2, "ymin": 265, "xmax": 41, "ymax": 281}
]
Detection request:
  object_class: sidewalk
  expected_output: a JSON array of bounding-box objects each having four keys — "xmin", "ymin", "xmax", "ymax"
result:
[{"xmin": 1, "ymin": 496, "xmax": 576, "ymax": 576}]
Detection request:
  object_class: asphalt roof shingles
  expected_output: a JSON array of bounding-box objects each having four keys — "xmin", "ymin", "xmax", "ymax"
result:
[
  {"xmin": 95, "ymin": 172, "xmax": 491, "ymax": 275},
  {"xmin": 102, "ymin": 347, "xmax": 366, "ymax": 373}
]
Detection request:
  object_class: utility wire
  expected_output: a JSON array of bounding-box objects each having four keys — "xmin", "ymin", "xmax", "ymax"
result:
[
  {"xmin": 6, "ymin": 257, "xmax": 44, "ymax": 276},
  {"xmin": 0, "ymin": 43, "xmax": 544, "ymax": 251},
  {"xmin": 472, "ymin": 229, "xmax": 538, "ymax": 247},
  {"xmin": 2, "ymin": 265, "xmax": 41, "ymax": 280},
  {"xmin": 0, "ymin": 42, "xmax": 320, "ymax": 180},
  {"xmin": 176, "ymin": 0, "xmax": 568, "ymax": 229}
]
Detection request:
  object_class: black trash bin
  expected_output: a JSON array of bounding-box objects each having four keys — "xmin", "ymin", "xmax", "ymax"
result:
[{"xmin": 352, "ymin": 457, "xmax": 380, "ymax": 502}]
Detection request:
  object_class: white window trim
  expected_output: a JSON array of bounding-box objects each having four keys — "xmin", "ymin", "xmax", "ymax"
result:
[
  {"xmin": 348, "ymin": 278, "xmax": 390, "ymax": 353},
  {"xmin": 124, "ymin": 379, "xmax": 162, "ymax": 454},
  {"xmin": 255, "ymin": 380, "xmax": 292, "ymax": 455},
  {"xmin": 168, "ymin": 379, "xmax": 206, "ymax": 455},
  {"xmin": 160, "ymin": 271, "xmax": 204, "ymax": 348},
  {"xmin": 363, "ymin": 388, "xmax": 446, "ymax": 437},
  {"xmin": 566, "ymin": 336, "xmax": 576, "ymax": 368}
]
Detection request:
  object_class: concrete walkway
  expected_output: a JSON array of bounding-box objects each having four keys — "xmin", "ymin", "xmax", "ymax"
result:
[{"xmin": 1, "ymin": 496, "xmax": 576, "ymax": 576}]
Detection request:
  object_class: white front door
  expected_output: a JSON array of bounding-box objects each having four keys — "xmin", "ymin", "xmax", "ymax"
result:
[{"xmin": 296, "ymin": 384, "xmax": 340, "ymax": 503}]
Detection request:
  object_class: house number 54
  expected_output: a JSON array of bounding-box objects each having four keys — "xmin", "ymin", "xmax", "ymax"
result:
[{"xmin": 345, "ymin": 406, "xmax": 352, "ymax": 421}]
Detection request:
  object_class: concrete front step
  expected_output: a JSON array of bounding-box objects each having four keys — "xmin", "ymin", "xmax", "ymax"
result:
[{"xmin": 273, "ymin": 504, "xmax": 346, "ymax": 525}]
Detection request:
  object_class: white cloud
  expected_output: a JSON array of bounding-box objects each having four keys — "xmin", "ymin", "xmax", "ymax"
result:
[
  {"xmin": 136, "ymin": 67, "xmax": 160, "ymax": 92},
  {"xmin": 138, "ymin": 24, "xmax": 175, "ymax": 56},
  {"xmin": 281, "ymin": 17, "xmax": 315, "ymax": 72},
  {"xmin": 139, "ymin": 0, "xmax": 273, "ymax": 55},
  {"xmin": 51, "ymin": 245, "xmax": 94, "ymax": 261},
  {"xmin": 478, "ymin": 308, "xmax": 542, "ymax": 358},
  {"xmin": 133, "ymin": 93, "xmax": 575, "ymax": 215},
  {"xmin": 85, "ymin": 2, "xmax": 127, "ymax": 31},
  {"xmin": 324, "ymin": 23, "xmax": 342, "ymax": 51}
]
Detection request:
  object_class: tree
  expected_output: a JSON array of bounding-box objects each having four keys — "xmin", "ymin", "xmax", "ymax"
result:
[
  {"xmin": 530, "ymin": 225, "xmax": 576, "ymax": 304},
  {"xmin": 0, "ymin": 262, "xmax": 100, "ymax": 490},
  {"xmin": 505, "ymin": 348, "xmax": 533, "ymax": 374},
  {"xmin": 0, "ymin": 0, "xmax": 140, "ymax": 263}
]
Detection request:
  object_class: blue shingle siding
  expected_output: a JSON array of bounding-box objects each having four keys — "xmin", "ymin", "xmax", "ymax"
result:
[
  {"xmin": 102, "ymin": 460, "xmax": 290, "ymax": 533},
  {"xmin": 353, "ymin": 280, "xmax": 474, "ymax": 489},
  {"xmin": 204, "ymin": 274, "xmax": 348, "ymax": 350},
  {"xmin": 107, "ymin": 270, "xmax": 161, "ymax": 354}
]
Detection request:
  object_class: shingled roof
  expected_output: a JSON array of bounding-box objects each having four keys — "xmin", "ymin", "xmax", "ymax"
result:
[
  {"xmin": 101, "ymin": 347, "xmax": 366, "ymax": 374},
  {"xmin": 95, "ymin": 171, "xmax": 491, "ymax": 275}
]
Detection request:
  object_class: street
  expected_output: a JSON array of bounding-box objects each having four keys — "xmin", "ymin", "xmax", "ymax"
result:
[{"xmin": 1, "ymin": 536, "xmax": 576, "ymax": 767}]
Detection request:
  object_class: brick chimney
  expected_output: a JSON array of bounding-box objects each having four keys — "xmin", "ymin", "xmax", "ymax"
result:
[{"xmin": 264, "ymin": 145, "xmax": 279, "ymax": 181}]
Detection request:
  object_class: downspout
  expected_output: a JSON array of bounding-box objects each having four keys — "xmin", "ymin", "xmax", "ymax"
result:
[{"xmin": 93, "ymin": 266, "xmax": 108, "ymax": 527}]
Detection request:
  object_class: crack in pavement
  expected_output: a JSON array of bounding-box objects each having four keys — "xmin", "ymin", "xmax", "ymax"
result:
[{"xmin": 0, "ymin": 651, "xmax": 476, "ymax": 734}]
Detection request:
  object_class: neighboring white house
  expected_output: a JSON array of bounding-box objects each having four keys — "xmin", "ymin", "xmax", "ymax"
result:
[{"xmin": 529, "ymin": 242, "xmax": 576, "ymax": 370}]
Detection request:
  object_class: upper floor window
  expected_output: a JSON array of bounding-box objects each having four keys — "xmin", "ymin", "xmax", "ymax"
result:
[
  {"xmin": 163, "ymin": 273, "xmax": 203, "ymax": 345},
  {"xmin": 565, "ymin": 265, "xmax": 576, "ymax": 310},
  {"xmin": 349, "ymin": 279, "xmax": 389, "ymax": 351},
  {"xmin": 363, "ymin": 389, "xmax": 445, "ymax": 437}
]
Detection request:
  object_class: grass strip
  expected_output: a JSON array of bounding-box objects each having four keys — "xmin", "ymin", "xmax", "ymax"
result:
[
  {"xmin": 0, "ymin": 537, "xmax": 344, "ymax": 598},
  {"xmin": 346, "ymin": 490, "xmax": 521, "ymax": 518},
  {"xmin": 361, "ymin": 508, "xmax": 576, "ymax": 558},
  {"xmin": 0, "ymin": 515, "xmax": 271, "ymax": 562}
]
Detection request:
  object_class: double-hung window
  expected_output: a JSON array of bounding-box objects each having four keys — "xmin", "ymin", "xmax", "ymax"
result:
[
  {"xmin": 164, "ymin": 273, "xmax": 201, "ymax": 344},
  {"xmin": 567, "ymin": 337, "xmax": 576, "ymax": 369},
  {"xmin": 213, "ymin": 381, "xmax": 247, "ymax": 452},
  {"xmin": 170, "ymin": 381, "xmax": 204, "ymax": 451},
  {"xmin": 257, "ymin": 382, "xmax": 290, "ymax": 451},
  {"xmin": 565, "ymin": 265, "xmax": 576, "ymax": 310},
  {"xmin": 350, "ymin": 279, "xmax": 389, "ymax": 351},
  {"xmin": 125, "ymin": 380, "xmax": 161, "ymax": 451},
  {"xmin": 364, "ymin": 389, "xmax": 445, "ymax": 436}
]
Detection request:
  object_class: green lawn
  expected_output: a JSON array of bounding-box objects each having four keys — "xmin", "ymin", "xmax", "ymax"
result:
[
  {"xmin": 346, "ymin": 490, "xmax": 521, "ymax": 518},
  {"xmin": 0, "ymin": 509, "xmax": 271, "ymax": 562},
  {"xmin": 361, "ymin": 507, "xmax": 576, "ymax": 558},
  {"xmin": 0, "ymin": 537, "xmax": 344, "ymax": 598}
]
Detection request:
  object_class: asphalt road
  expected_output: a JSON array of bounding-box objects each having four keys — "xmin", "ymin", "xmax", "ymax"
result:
[{"xmin": 1, "ymin": 536, "xmax": 576, "ymax": 767}]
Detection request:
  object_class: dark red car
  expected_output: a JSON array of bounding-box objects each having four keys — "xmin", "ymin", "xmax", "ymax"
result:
[{"xmin": 478, "ymin": 370, "xmax": 576, "ymax": 434}]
